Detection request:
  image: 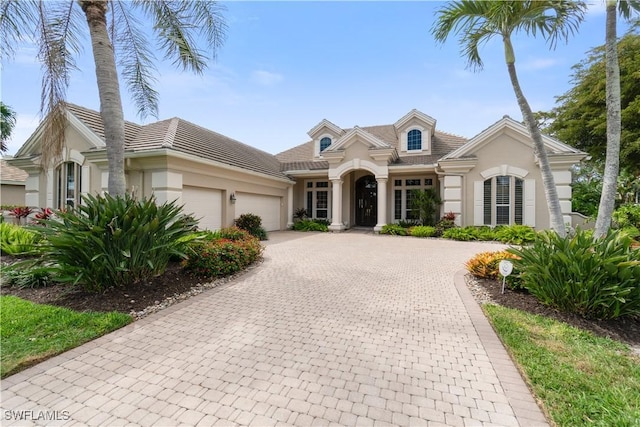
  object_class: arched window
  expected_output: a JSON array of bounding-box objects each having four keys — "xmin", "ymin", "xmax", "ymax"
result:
[
  {"xmin": 56, "ymin": 162, "xmax": 81, "ymax": 208},
  {"xmin": 407, "ymin": 129, "xmax": 422, "ymax": 151},
  {"xmin": 320, "ymin": 137, "xmax": 332, "ymax": 152}
]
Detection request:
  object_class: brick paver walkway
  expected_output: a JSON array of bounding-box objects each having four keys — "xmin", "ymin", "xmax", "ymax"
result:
[{"xmin": 1, "ymin": 232, "xmax": 548, "ymax": 426}]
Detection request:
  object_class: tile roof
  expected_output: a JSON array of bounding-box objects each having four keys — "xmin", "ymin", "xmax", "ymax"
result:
[
  {"xmin": 0, "ymin": 160, "xmax": 28, "ymax": 182},
  {"xmin": 276, "ymin": 124, "xmax": 468, "ymax": 170},
  {"xmin": 66, "ymin": 104, "xmax": 290, "ymax": 181}
]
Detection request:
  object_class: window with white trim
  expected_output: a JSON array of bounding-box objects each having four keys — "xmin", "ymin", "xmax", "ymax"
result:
[
  {"xmin": 320, "ymin": 137, "xmax": 332, "ymax": 152},
  {"xmin": 407, "ymin": 129, "xmax": 422, "ymax": 151},
  {"xmin": 56, "ymin": 161, "xmax": 82, "ymax": 209},
  {"xmin": 305, "ymin": 180, "xmax": 331, "ymax": 219},
  {"xmin": 393, "ymin": 177, "xmax": 435, "ymax": 221},
  {"xmin": 483, "ymin": 175, "xmax": 524, "ymax": 226}
]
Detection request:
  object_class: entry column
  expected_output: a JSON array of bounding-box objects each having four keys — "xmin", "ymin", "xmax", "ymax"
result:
[
  {"xmin": 329, "ymin": 179, "xmax": 345, "ymax": 231},
  {"xmin": 374, "ymin": 177, "xmax": 387, "ymax": 232}
]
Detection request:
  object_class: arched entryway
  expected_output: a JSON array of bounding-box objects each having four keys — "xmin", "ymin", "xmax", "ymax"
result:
[{"xmin": 355, "ymin": 175, "xmax": 377, "ymax": 226}]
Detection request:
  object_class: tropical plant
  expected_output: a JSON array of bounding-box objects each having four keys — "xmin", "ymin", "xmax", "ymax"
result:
[
  {"xmin": 432, "ymin": 0, "xmax": 586, "ymax": 237},
  {"xmin": 1, "ymin": 265, "xmax": 53, "ymax": 288},
  {"xmin": 0, "ymin": 101, "xmax": 16, "ymax": 152},
  {"xmin": 29, "ymin": 193, "xmax": 197, "ymax": 291},
  {"xmin": 235, "ymin": 213, "xmax": 268, "ymax": 240},
  {"xmin": 410, "ymin": 225, "xmax": 437, "ymax": 238},
  {"xmin": 508, "ymin": 229, "xmax": 640, "ymax": 319},
  {"xmin": 0, "ymin": 1, "xmax": 227, "ymax": 195},
  {"xmin": 442, "ymin": 226, "xmax": 476, "ymax": 241},
  {"xmin": 613, "ymin": 204, "xmax": 640, "ymax": 229},
  {"xmin": 545, "ymin": 26, "xmax": 640, "ymax": 175},
  {"xmin": 182, "ymin": 227, "xmax": 262, "ymax": 279},
  {"xmin": 495, "ymin": 224, "xmax": 537, "ymax": 244},
  {"xmin": 291, "ymin": 220, "xmax": 329, "ymax": 232},
  {"xmin": 293, "ymin": 208, "xmax": 308, "ymax": 221},
  {"xmin": 409, "ymin": 188, "xmax": 442, "ymax": 226},
  {"xmin": 595, "ymin": 3, "xmax": 640, "ymax": 238},
  {"xmin": 0, "ymin": 222, "xmax": 41, "ymax": 256},
  {"xmin": 465, "ymin": 250, "xmax": 519, "ymax": 281},
  {"xmin": 379, "ymin": 224, "xmax": 408, "ymax": 236},
  {"xmin": 9, "ymin": 206, "xmax": 32, "ymax": 225}
]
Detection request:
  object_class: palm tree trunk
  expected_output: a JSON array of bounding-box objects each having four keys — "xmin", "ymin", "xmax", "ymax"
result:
[
  {"xmin": 505, "ymin": 61, "xmax": 566, "ymax": 237},
  {"xmin": 81, "ymin": 0, "xmax": 126, "ymax": 196},
  {"xmin": 594, "ymin": 1, "xmax": 621, "ymax": 238}
]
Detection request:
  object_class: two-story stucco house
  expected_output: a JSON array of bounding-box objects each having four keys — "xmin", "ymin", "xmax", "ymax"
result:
[{"xmin": 6, "ymin": 105, "xmax": 587, "ymax": 231}]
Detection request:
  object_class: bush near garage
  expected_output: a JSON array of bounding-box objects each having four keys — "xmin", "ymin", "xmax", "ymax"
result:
[
  {"xmin": 235, "ymin": 213, "xmax": 268, "ymax": 240},
  {"xmin": 183, "ymin": 227, "xmax": 263, "ymax": 279},
  {"xmin": 291, "ymin": 219, "xmax": 329, "ymax": 232}
]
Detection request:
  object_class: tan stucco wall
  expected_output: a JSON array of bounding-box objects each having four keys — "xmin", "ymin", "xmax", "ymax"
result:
[
  {"xmin": 459, "ymin": 130, "xmax": 550, "ymax": 229},
  {"xmin": 0, "ymin": 184, "xmax": 26, "ymax": 206}
]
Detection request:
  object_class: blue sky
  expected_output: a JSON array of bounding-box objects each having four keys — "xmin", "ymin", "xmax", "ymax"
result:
[{"xmin": 0, "ymin": 1, "xmax": 628, "ymax": 157}]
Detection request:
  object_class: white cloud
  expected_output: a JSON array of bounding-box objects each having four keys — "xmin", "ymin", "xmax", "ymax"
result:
[{"xmin": 250, "ymin": 70, "xmax": 283, "ymax": 87}]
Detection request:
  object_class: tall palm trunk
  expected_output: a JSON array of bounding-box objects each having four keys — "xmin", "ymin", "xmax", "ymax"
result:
[
  {"xmin": 81, "ymin": 0, "xmax": 126, "ymax": 196},
  {"xmin": 504, "ymin": 40, "xmax": 566, "ymax": 237},
  {"xmin": 594, "ymin": 1, "xmax": 621, "ymax": 238}
]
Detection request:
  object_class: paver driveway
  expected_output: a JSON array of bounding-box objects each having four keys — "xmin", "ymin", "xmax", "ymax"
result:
[{"xmin": 1, "ymin": 232, "xmax": 547, "ymax": 426}]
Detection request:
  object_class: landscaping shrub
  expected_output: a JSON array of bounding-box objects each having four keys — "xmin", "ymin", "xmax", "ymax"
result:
[
  {"xmin": 293, "ymin": 208, "xmax": 308, "ymax": 221},
  {"xmin": 442, "ymin": 226, "xmax": 477, "ymax": 241},
  {"xmin": 473, "ymin": 226, "xmax": 497, "ymax": 241},
  {"xmin": 380, "ymin": 224, "xmax": 407, "ymax": 236},
  {"xmin": 183, "ymin": 227, "xmax": 263, "ymax": 279},
  {"xmin": 32, "ymin": 193, "xmax": 197, "ymax": 292},
  {"xmin": 0, "ymin": 222, "xmax": 41, "ymax": 256},
  {"xmin": 434, "ymin": 213, "xmax": 456, "ymax": 236},
  {"xmin": 235, "ymin": 213, "xmax": 268, "ymax": 240},
  {"xmin": 291, "ymin": 219, "xmax": 329, "ymax": 232},
  {"xmin": 9, "ymin": 206, "xmax": 32, "ymax": 225},
  {"xmin": 465, "ymin": 250, "xmax": 523, "ymax": 288},
  {"xmin": 410, "ymin": 225, "xmax": 436, "ymax": 238},
  {"xmin": 409, "ymin": 188, "xmax": 441, "ymax": 226},
  {"xmin": 613, "ymin": 204, "xmax": 640, "ymax": 229},
  {"xmin": 1, "ymin": 265, "xmax": 53, "ymax": 288},
  {"xmin": 495, "ymin": 224, "xmax": 537, "ymax": 244},
  {"xmin": 508, "ymin": 229, "xmax": 640, "ymax": 319}
]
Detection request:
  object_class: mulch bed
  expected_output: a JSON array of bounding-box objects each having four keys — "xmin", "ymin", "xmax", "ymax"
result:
[
  {"xmin": 2, "ymin": 255, "xmax": 639, "ymax": 350},
  {"xmin": 469, "ymin": 276, "xmax": 640, "ymax": 350}
]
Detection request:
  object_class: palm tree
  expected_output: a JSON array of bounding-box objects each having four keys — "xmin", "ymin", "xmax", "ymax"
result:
[
  {"xmin": 0, "ymin": 0, "xmax": 226, "ymax": 195},
  {"xmin": 432, "ymin": 0, "xmax": 586, "ymax": 237},
  {"xmin": 0, "ymin": 102, "xmax": 17, "ymax": 152},
  {"xmin": 594, "ymin": 0, "xmax": 640, "ymax": 238}
]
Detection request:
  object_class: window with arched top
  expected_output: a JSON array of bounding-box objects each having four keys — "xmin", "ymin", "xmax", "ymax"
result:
[
  {"xmin": 56, "ymin": 161, "xmax": 81, "ymax": 209},
  {"xmin": 407, "ymin": 129, "xmax": 422, "ymax": 151},
  {"xmin": 320, "ymin": 137, "xmax": 332, "ymax": 152}
]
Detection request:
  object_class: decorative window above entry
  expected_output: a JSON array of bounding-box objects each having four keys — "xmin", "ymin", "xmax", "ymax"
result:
[
  {"xmin": 407, "ymin": 129, "xmax": 422, "ymax": 151},
  {"xmin": 320, "ymin": 137, "xmax": 332, "ymax": 152}
]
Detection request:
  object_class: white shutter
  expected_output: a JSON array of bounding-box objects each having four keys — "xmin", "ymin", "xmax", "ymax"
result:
[
  {"xmin": 473, "ymin": 180, "xmax": 484, "ymax": 225},
  {"xmin": 524, "ymin": 179, "xmax": 536, "ymax": 227}
]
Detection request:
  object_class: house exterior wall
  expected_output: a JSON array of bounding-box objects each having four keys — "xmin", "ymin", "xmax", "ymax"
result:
[
  {"xmin": 0, "ymin": 184, "xmax": 25, "ymax": 206},
  {"xmin": 460, "ymin": 131, "xmax": 550, "ymax": 229}
]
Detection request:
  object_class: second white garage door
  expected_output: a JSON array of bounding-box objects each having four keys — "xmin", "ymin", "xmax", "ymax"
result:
[
  {"xmin": 182, "ymin": 186, "xmax": 222, "ymax": 231},
  {"xmin": 235, "ymin": 193, "xmax": 281, "ymax": 231}
]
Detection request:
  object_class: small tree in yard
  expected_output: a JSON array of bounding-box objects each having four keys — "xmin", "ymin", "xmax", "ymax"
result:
[{"xmin": 410, "ymin": 189, "xmax": 442, "ymax": 226}]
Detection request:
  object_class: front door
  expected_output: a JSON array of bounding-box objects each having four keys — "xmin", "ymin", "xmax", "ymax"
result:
[{"xmin": 356, "ymin": 175, "xmax": 377, "ymax": 226}]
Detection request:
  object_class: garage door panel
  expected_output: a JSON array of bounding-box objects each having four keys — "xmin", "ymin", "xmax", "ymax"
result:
[
  {"xmin": 236, "ymin": 193, "xmax": 281, "ymax": 231},
  {"xmin": 182, "ymin": 186, "xmax": 222, "ymax": 230}
]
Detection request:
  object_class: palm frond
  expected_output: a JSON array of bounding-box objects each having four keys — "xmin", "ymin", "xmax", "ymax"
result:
[
  {"xmin": 37, "ymin": 0, "xmax": 83, "ymax": 169},
  {"xmin": 618, "ymin": 0, "xmax": 640, "ymax": 20},
  {"xmin": 132, "ymin": 0, "xmax": 226, "ymax": 74},
  {"xmin": 0, "ymin": 0, "xmax": 37, "ymax": 59},
  {"xmin": 111, "ymin": 1, "xmax": 159, "ymax": 120}
]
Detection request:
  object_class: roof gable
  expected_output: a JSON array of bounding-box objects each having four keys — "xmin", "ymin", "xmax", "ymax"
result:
[
  {"xmin": 394, "ymin": 109, "xmax": 436, "ymax": 133},
  {"xmin": 307, "ymin": 119, "xmax": 345, "ymax": 139},
  {"xmin": 325, "ymin": 126, "xmax": 393, "ymax": 152},
  {"xmin": 440, "ymin": 115, "xmax": 585, "ymax": 160}
]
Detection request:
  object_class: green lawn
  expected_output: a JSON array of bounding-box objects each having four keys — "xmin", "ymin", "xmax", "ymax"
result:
[
  {"xmin": 0, "ymin": 295, "xmax": 131, "ymax": 378},
  {"xmin": 484, "ymin": 304, "xmax": 640, "ymax": 426}
]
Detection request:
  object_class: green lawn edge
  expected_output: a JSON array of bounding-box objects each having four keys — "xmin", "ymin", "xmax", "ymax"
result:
[
  {"xmin": 1, "ymin": 295, "xmax": 132, "ymax": 378},
  {"xmin": 483, "ymin": 304, "xmax": 640, "ymax": 426}
]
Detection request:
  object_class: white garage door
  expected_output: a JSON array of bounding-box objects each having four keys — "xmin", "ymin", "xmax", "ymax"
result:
[
  {"xmin": 182, "ymin": 186, "xmax": 222, "ymax": 230},
  {"xmin": 236, "ymin": 193, "xmax": 281, "ymax": 231}
]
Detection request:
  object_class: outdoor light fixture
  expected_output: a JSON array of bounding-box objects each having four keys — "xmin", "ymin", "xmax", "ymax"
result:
[{"xmin": 230, "ymin": 193, "xmax": 236, "ymax": 203}]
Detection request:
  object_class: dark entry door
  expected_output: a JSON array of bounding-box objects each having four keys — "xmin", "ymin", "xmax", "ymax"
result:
[{"xmin": 356, "ymin": 175, "xmax": 377, "ymax": 226}]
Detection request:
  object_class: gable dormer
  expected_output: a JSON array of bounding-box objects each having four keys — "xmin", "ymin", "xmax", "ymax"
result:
[
  {"xmin": 393, "ymin": 109, "xmax": 436, "ymax": 155},
  {"xmin": 307, "ymin": 119, "xmax": 345, "ymax": 159}
]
